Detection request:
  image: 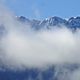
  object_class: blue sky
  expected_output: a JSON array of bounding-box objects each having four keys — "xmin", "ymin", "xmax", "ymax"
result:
[{"xmin": 4, "ymin": 0, "xmax": 80, "ymax": 19}]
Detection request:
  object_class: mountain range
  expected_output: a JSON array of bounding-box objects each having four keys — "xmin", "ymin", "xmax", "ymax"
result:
[{"xmin": 18, "ymin": 16, "xmax": 80, "ymax": 29}]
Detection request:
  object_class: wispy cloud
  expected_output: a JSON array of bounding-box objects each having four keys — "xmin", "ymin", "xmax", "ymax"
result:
[{"xmin": 32, "ymin": 5, "xmax": 41, "ymax": 19}]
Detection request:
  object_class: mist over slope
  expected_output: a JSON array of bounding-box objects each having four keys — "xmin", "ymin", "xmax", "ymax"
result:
[
  {"xmin": 0, "ymin": 3, "xmax": 80, "ymax": 80},
  {"xmin": 1, "ymin": 14, "xmax": 80, "ymax": 68}
]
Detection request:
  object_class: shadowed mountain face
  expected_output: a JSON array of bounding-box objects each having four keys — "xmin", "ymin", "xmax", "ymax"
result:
[
  {"xmin": 0, "ymin": 64, "xmax": 79, "ymax": 80},
  {"xmin": 0, "ymin": 16, "xmax": 80, "ymax": 80}
]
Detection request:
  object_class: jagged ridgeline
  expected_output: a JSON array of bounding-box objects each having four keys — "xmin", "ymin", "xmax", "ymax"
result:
[{"xmin": 18, "ymin": 16, "xmax": 80, "ymax": 29}]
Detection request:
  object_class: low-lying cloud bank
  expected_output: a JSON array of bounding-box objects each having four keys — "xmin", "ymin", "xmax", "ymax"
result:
[
  {"xmin": 0, "ymin": 2, "xmax": 80, "ymax": 80},
  {"xmin": 1, "ymin": 17, "xmax": 80, "ymax": 68}
]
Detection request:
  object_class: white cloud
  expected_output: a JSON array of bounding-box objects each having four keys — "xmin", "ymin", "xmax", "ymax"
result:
[{"xmin": 1, "ymin": 19, "xmax": 80, "ymax": 68}]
